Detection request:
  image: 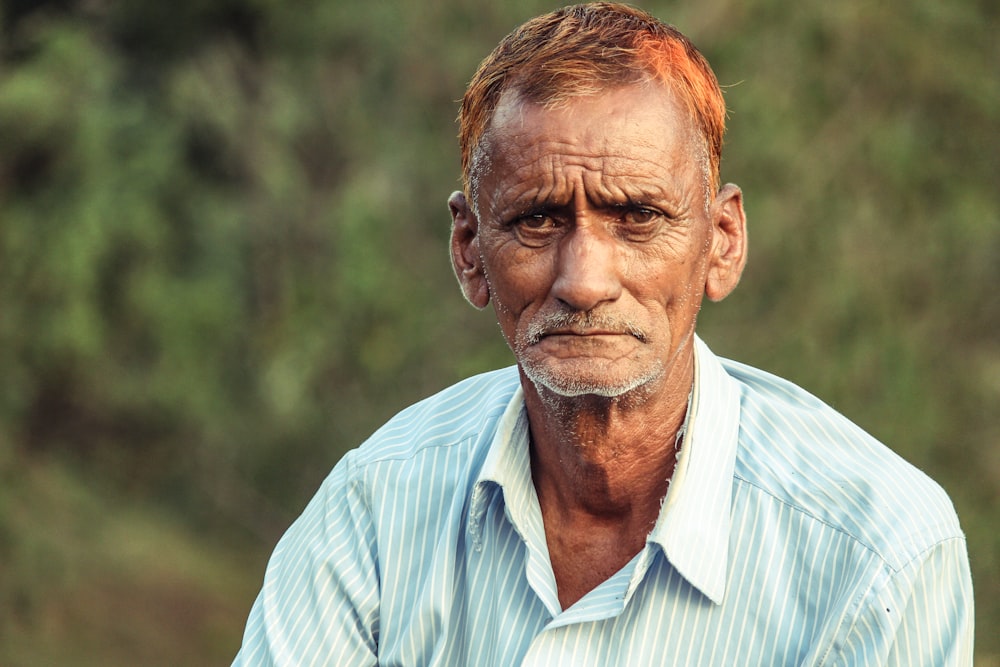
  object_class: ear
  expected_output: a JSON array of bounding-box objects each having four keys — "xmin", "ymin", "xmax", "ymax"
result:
[
  {"xmin": 448, "ymin": 191, "xmax": 490, "ymax": 309},
  {"xmin": 705, "ymin": 183, "xmax": 748, "ymax": 302}
]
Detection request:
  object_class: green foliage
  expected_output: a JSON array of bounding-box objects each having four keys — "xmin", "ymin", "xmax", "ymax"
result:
[
  {"xmin": 0, "ymin": 453, "xmax": 260, "ymax": 665},
  {"xmin": 0, "ymin": 0, "xmax": 997, "ymax": 662}
]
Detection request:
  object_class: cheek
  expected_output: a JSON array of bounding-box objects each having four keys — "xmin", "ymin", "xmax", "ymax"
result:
[
  {"xmin": 483, "ymin": 242, "xmax": 552, "ymax": 309},
  {"xmin": 481, "ymin": 257, "xmax": 527, "ymax": 328},
  {"xmin": 626, "ymin": 241, "xmax": 710, "ymax": 310},
  {"xmin": 488, "ymin": 273, "xmax": 535, "ymax": 324}
]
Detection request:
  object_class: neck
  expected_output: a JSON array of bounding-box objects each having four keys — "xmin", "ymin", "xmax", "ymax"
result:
[
  {"xmin": 522, "ymin": 347, "xmax": 694, "ymax": 522},
  {"xmin": 520, "ymin": 346, "xmax": 695, "ymax": 610}
]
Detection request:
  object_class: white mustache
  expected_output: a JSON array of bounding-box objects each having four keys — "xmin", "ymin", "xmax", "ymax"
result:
[{"xmin": 525, "ymin": 310, "xmax": 648, "ymax": 345}]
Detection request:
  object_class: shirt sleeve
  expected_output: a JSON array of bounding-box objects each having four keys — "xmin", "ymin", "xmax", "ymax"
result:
[
  {"xmin": 232, "ymin": 451, "xmax": 381, "ymax": 666},
  {"xmin": 836, "ymin": 535, "xmax": 975, "ymax": 666}
]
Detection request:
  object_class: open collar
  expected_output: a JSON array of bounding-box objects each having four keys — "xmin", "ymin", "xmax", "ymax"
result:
[
  {"xmin": 470, "ymin": 335, "xmax": 741, "ymax": 606},
  {"xmin": 648, "ymin": 335, "xmax": 741, "ymax": 604}
]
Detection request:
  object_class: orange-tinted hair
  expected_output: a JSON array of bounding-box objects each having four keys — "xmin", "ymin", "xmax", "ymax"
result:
[{"xmin": 458, "ymin": 3, "xmax": 727, "ymax": 200}]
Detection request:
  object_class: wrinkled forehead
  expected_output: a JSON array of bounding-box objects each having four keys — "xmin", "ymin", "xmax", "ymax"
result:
[{"xmin": 472, "ymin": 82, "xmax": 706, "ymax": 192}]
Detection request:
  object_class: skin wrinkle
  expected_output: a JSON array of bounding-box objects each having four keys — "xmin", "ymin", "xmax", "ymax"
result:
[
  {"xmin": 472, "ymin": 83, "xmax": 713, "ymax": 219},
  {"xmin": 471, "ymin": 139, "xmax": 711, "ymax": 219}
]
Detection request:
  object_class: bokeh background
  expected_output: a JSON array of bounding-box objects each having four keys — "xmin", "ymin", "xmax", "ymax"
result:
[{"xmin": 0, "ymin": 0, "xmax": 997, "ymax": 664}]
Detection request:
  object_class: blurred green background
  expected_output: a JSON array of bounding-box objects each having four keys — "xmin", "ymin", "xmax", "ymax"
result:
[{"xmin": 0, "ymin": 0, "xmax": 996, "ymax": 664}]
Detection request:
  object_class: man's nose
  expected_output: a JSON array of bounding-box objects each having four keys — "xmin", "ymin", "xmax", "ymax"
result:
[{"xmin": 550, "ymin": 224, "xmax": 623, "ymax": 311}]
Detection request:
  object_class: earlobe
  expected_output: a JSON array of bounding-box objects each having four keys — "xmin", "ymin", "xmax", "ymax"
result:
[
  {"xmin": 448, "ymin": 191, "xmax": 491, "ymax": 309},
  {"xmin": 705, "ymin": 183, "xmax": 748, "ymax": 302}
]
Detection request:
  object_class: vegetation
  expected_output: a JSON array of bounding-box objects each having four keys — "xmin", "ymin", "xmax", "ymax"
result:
[{"xmin": 1, "ymin": 0, "xmax": 997, "ymax": 662}]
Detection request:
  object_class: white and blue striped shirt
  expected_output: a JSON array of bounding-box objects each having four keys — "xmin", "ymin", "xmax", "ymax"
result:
[{"xmin": 234, "ymin": 336, "xmax": 973, "ymax": 665}]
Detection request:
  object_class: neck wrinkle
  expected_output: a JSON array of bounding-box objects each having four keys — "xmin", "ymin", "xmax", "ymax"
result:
[{"xmin": 522, "ymin": 348, "xmax": 694, "ymax": 522}]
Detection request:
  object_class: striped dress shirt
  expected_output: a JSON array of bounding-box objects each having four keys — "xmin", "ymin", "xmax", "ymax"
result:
[{"xmin": 234, "ymin": 336, "xmax": 974, "ymax": 666}]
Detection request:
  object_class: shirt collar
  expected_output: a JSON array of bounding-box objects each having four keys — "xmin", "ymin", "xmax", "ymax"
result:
[
  {"xmin": 470, "ymin": 335, "xmax": 741, "ymax": 606},
  {"xmin": 648, "ymin": 335, "xmax": 741, "ymax": 604},
  {"xmin": 471, "ymin": 386, "xmax": 542, "ymax": 545}
]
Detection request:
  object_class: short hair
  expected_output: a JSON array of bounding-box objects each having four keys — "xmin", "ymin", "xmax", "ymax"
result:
[{"xmin": 458, "ymin": 2, "xmax": 727, "ymax": 205}]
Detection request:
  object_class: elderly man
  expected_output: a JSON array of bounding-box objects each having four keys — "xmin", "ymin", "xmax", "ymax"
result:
[{"xmin": 234, "ymin": 3, "xmax": 973, "ymax": 665}]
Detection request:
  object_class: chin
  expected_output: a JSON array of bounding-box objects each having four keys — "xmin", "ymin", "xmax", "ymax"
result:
[{"xmin": 521, "ymin": 359, "xmax": 665, "ymax": 399}]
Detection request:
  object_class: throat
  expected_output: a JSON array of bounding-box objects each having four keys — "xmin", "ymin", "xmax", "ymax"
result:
[
  {"xmin": 542, "ymin": 508, "xmax": 652, "ymax": 610},
  {"xmin": 531, "ymin": 436, "xmax": 676, "ymax": 610},
  {"xmin": 520, "ymin": 361, "xmax": 694, "ymax": 609}
]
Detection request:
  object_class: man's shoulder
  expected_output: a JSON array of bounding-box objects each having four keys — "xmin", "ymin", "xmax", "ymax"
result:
[
  {"xmin": 720, "ymin": 356, "xmax": 963, "ymax": 569},
  {"xmin": 349, "ymin": 365, "xmax": 521, "ymax": 469}
]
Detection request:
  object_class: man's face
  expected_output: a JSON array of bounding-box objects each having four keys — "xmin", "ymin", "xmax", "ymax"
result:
[{"xmin": 454, "ymin": 82, "xmax": 743, "ymax": 399}]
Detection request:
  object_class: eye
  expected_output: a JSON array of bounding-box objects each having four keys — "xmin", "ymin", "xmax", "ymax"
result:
[
  {"xmin": 615, "ymin": 204, "xmax": 666, "ymax": 241},
  {"xmin": 519, "ymin": 213, "xmax": 555, "ymax": 230},
  {"xmin": 510, "ymin": 211, "xmax": 563, "ymax": 247},
  {"xmin": 622, "ymin": 206, "xmax": 660, "ymax": 225},
  {"xmin": 622, "ymin": 206, "xmax": 661, "ymax": 226}
]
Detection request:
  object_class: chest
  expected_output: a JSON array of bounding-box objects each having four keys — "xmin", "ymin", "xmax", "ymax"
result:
[{"xmin": 373, "ymin": 489, "xmax": 872, "ymax": 667}]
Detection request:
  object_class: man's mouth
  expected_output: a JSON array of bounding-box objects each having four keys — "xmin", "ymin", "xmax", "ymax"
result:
[{"xmin": 526, "ymin": 311, "xmax": 647, "ymax": 345}]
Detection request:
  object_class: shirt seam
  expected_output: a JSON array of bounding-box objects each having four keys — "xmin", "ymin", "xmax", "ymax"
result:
[
  {"xmin": 816, "ymin": 535, "xmax": 968, "ymax": 666},
  {"xmin": 731, "ymin": 474, "xmax": 961, "ymax": 572},
  {"xmin": 352, "ymin": 407, "xmax": 507, "ymax": 469}
]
